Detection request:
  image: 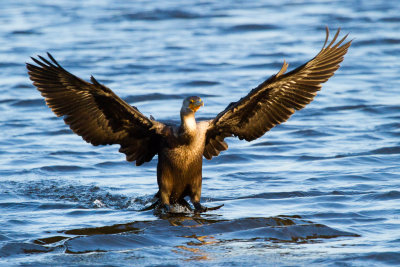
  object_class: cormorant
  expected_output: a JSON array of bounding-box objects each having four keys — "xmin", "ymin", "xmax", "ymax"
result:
[{"xmin": 27, "ymin": 28, "xmax": 351, "ymax": 212}]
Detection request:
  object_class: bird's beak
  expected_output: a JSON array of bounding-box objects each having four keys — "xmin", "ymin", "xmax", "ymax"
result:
[{"xmin": 190, "ymin": 99, "xmax": 204, "ymax": 112}]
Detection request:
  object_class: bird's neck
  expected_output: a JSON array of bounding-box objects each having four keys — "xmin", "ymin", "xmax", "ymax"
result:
[{"xmin": 180, "ymin": 112, "xmax": 197, "ymax": 136}]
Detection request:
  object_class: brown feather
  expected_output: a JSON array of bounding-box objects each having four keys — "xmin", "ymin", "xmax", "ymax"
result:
[
  {"xmin": 204, "ymin": 28, "xmax": 351, "ymax": 159},
  {"xmin": 27, "ymin": 53, "xmax": 164, "ymax": 166}
]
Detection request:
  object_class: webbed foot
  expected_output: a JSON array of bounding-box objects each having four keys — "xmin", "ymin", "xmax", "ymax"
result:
[
  {"xmin": 207, "ymin": 204, "xmax": 224, "ymax": 211},
  {"xmin": 193, "ymin": 202, "xmax": 224, "ymax": 213},
  {"xmin": 140, "ymin": 199, "xmax": 161, "ymax": 211},
  {"xmin": 140, "ymin": 199, "xmax": 191, "ymax": 213},
  {"xmin": 162, "ymin": 204, "xmax": 172, "ymax": 213}
]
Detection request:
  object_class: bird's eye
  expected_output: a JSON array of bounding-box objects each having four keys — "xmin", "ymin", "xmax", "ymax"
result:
[{"xmin": 190, "ymin": 99, "xmax": 194, "ymax": 103}]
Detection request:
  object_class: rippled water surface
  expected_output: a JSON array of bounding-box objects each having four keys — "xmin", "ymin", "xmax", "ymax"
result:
[{"xmin": 1, "ymin": 0, "xmax": 400, "ymax": 266}]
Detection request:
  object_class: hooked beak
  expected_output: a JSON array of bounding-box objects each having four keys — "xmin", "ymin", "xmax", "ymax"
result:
[{"xmin": 189, "ymin": 98, "xmax": 204, "ymax": 112}]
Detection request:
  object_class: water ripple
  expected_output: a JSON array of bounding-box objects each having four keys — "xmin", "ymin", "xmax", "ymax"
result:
[{"xmin": 1, "ymin": 0, "xmax": 400, "ymax": 266}]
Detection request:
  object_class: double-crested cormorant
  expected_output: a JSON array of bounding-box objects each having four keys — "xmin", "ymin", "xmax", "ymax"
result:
[{"xmin": 27, "ymin": 28, "xmax": 351, "ymax": 212}]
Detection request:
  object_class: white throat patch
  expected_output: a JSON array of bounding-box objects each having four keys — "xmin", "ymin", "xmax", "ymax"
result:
[{"xmin": 183, "ymin": 114, "xmax": 197, "ymax": 132}]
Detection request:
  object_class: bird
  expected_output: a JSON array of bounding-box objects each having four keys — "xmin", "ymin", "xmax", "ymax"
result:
[{"xmin": 27, "ymin": 27, "xmax": 351, "ymax": 213}]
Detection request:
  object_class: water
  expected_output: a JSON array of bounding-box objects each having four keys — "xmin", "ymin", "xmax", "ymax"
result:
[{"xmin": 1, "ymin": 0, "xmax": 399, "ymax": 266}]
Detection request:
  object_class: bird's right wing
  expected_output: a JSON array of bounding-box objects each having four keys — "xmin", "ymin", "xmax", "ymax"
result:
[{"xmin": 27, "ymin": 53, "xmax": 168, "ymax": 166}]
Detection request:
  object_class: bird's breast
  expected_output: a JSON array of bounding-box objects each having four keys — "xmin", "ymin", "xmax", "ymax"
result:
[{"xmin": 159, "ymin": 122, "xmax": 208, "ymax": 170}]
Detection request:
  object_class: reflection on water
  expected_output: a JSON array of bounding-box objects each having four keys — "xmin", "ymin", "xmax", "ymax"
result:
[
  {"xmin": 175, "ymin": 234, "xmax": 217, "ymax": 262},
  {"xmin": 1, "ymin": 0, "xmax": 400, "ymax": 266},
  {"xmin": 22, "ymin": 213, "xmax": 358, "ymax": 261}
]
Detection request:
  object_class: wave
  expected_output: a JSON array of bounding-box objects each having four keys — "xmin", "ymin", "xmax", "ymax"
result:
[{"xmin": 0, "ymin": 215, "xmax": 357, "ymax": 255}]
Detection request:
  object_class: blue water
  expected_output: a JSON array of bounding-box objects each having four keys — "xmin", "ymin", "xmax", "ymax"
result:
[{"xmin": 1, "ymin": 0, "xmax": 400, "ymax": 266}]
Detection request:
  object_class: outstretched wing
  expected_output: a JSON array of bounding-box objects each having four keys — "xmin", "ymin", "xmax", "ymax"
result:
[
  {"xmin": 27, "ymin": 53, "xmax": 166, "ymax": 166},
  {"xmin": 204, "ymin": 27, "xmax": 351, "ymax": 160}
]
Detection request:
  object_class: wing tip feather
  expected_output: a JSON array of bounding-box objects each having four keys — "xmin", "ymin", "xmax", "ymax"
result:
[
  {"xmin": 206, "ymin": 26, "xmax": 351, "ymax": 145},
  {"xmin": 276, "ymin": 60, "xmax": 289, "ymax": 78}
]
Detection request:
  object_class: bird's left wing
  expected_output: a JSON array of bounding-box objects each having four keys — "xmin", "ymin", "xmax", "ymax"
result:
[
  {"xmin": 204, "ymin": 27, "xmax": 351, "ymax": 160},
  {"xmin": 27, "ymin": 53, "xmax": 168, "ymax": 166}
]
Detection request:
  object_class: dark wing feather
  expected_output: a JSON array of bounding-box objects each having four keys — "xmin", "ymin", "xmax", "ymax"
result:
[
  {"xmin": 204, "ymin": 27, "xmax": 351, "ymax": 159},
  {"xmin": 27, "ymin": 53, "xmax": 165, "ymax": 166}
]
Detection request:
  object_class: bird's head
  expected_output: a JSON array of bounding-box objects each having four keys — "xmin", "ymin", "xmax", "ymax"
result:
[{"xmin": 181, "ymin": 96, "xmax": 204, "ymax": 114}]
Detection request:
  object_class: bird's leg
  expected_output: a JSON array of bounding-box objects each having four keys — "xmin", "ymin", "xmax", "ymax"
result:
[
  {"xmin": 191, "ymin": 190, "xmax": 206, "ymax": 213},
  {"xmin": 160, "ymin": 189, "xmax": 174, "ymax": 213},
  {"xmin": 191, "ymin": 180, "xmax": 224, "ymax": 212}
]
